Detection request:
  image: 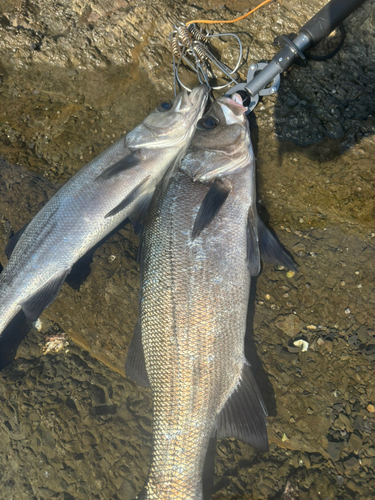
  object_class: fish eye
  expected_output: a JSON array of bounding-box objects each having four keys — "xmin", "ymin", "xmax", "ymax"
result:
[
  {"xmin": 197, "ymin": 116, "xmax": 218, "ymax": 130},
  {"xmin": 158, "ymin": 101, "xmax": 172, "ymax": 112}
]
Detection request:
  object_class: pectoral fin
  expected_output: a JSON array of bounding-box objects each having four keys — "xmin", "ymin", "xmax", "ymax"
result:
[
  {"xmin": 105, "ymin": 175, "xmax": 152, "ymax": 220},
  {"xmin": 216, "ymin": 363, "xmax": 268, "ymax": 452},
  {"xmin": 125, "ymin": 320, "xmax": 150, "ymax": 388},
  {"xmin": 5, "ymin": 223, "xmax": 29, "ymax": 259},
  {"xmin": 20, "ymin": 269, "xmax": 70, "ymax": 322},
  {"xmin": 192, "ymin": 178, "xmax": 232, "ymax": 239},
  {"xmin": 95, "ymin": 151, "xmax": 141, "ymax": 181}
]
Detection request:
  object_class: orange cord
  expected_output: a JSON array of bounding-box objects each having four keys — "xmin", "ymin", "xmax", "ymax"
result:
[{"xmin": 186, "ymin": 0, "xmax": 275, "ymax": 26}]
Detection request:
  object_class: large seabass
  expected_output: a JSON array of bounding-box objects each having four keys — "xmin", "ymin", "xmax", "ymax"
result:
[
  {"xmin": 127, "ymin": 95, "xmax": 296, "ymax": 499},
  {"xmin": 0, "ymin": 85, "xmax": 208, "ymax": 335}
]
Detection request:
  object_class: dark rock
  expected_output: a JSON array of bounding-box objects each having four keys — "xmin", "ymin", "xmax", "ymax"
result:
[{"xmin": 327, "ymin": 441, "xmax": 344, "ymax": 462}]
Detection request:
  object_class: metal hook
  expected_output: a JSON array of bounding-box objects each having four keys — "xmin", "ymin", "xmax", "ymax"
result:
[{"xmin": 170, "ymin": 24, "xmax": 244, "ymax": 93}]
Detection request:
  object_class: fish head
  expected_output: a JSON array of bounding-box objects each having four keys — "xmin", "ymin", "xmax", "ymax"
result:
[
  {"xmin": 126, "ymin": 85, "xmax": 209, "ymax": 149},
  {"xmin": 180, "ymin": 94, "xmax": 253, "ymax": 182}
]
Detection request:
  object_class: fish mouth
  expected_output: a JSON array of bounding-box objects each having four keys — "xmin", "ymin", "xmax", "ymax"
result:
[
  {"xmin": 175, "ymin": 84, "xmax": 209, "ymax": 113},
  {"xmin": 139, "ymin": 85, "xmax": 209, "ymax": 149}
]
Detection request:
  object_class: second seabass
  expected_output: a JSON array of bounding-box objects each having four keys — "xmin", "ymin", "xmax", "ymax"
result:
[{"xmin": 0, "ymin": 85, "xmax": 208, "ymax": 336}]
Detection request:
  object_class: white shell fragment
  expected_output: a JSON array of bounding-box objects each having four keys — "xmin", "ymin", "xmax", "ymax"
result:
[
  {"xmin": 42, "ymin": 332, "xmax": 69, "ymax": 355},
  {"xmin": 32, "ymin": 318, "xmax": 43, "ymax": 331},
  {"xmin": 293, "ymin": 339, "xmax": 309, "ymax": 352}
]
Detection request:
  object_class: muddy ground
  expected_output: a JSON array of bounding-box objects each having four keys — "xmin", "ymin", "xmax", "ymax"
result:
[{"xmin": 0, "ymin": 0, "xmax": 374, "ymax": 498}]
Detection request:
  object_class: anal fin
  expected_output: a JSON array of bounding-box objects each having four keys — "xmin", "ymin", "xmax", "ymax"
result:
[
  {"xmin": 20, "ymin": 269, "xmax": 70, "ymax": 322},
  {"xmin": 192, "ymin": 178, "xmax": 232, "ymax": 239},
  {"xmin": 216, "ymin": 363, "xmax": 268, "ymax": 452},
  {"xmin": 5, "ymin": 223, "xmax": 29, "ymax": 259},
  {"xmin": 125, "ymin": 320, "xmax": 150, "ymax": 388}
]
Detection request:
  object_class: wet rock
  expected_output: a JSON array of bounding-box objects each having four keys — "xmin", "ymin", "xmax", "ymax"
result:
[
  {"xmin": 353, "ymin": 415, "xmax": 365, "ymax": 432},
  {"xmin": 275, "ymin": 314, "xmax": 305, "ymax": 338},
  {"xmin": 327, "ymin": 441, "xmax": 344, "ymax": 462},
  {"xmin": 338, "ymin": 413, "xmax": 353, "ymax": 433},
  {"xmin": 348, "ymin": 433, "xmax": 362, "ymax": 453},
  {"xmin": 343, "ymin": 456, "xmax": 360, "ymax": 472}
]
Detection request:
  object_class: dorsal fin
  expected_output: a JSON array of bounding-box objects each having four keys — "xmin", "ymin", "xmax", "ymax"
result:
[
  {"xmin": 192, "ymin": 178, "xmax": 232, "ymax": 239},
  {"xmin": 125, "ymin": 320, "xmax": 150, "ymax": 388},
  {"xmin": 5, "ymin": 223, "xmax": 29, "ymax": 259},
  {"xmin": 216, "ymin": 363, "xmax": 268, "ymax": 451},
  {"xmin": 95, "ymin": 151, "xmax": 141, "ymax": 181}
]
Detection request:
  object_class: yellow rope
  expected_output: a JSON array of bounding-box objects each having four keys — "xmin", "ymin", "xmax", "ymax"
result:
[{"xmin": 186, "ymin": 0, "xmax": 275, "ymax": 26}]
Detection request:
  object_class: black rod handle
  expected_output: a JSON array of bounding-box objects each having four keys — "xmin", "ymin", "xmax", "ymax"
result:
[{"xmin": 300, "ymin": 0, "xmax": 367, "ymax": 45}]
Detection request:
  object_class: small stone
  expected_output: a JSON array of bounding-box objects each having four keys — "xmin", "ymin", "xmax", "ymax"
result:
[
  {"xmin": 366, "ymin": 447, "xmax": 375, "ymax": 457},
  {"xmin": 343, "ymin": 456, "xmax": 359, "ymax": 471},
  {"xmin": 338, "ymin": 413, "xmax": 353, "ymax": 432},
  {"xmin": 357, "ymin": 326, "xmax": 368, "ymax": 343},
  {"xmin": 327, "ymin": 441, "xmax": 344, "ymax": 462},
  {"xmin": 307, "ymin": 407, "xmax": 314, "ymax": 414},
  {"xmin": 286, "ymin": 270, "xmax": 295, "ymax": 278},
  {"xmin": 353, "ymin": 415, "xmax": 365, "ymax": 432},
  {"xmin": 348, "ymin": 433, "xmax": 362, "ymax": 453},
  {"xmin": 344, "ymin": 308, "xmax": 351, "ymax": 314},
  {"xmin": 275, "ymin": 314, "xmax": 305, "ymax": 338},
  {"xmin": 366, "ymin": 404, "xmax": 375, "ymax": 413}
]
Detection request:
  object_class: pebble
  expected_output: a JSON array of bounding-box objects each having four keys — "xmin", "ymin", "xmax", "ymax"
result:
[
  {"xmin": 343, "ymin": 457, "xmax": 359, "ymax": 471},
  {"xmin": 338, "ymin": 413, "xmax": 353, "ymax": 432},
  {"xmin": 286, "ymin": 270, "xmax": 295, "ymax": 278},
  {"xmin": 366, "ymin": 404, "xmax": 375, "ymax": 413},
  {"xmin": 275, "ymin": 314, "xmax": 305, "ymax": 338},
  {"xmin": 327, "ymin": 441, "xmax": 344, "ymax": 462},
  {"xmin": 348, "ymin": 433, "xmax": 362, "ymax": 453}
]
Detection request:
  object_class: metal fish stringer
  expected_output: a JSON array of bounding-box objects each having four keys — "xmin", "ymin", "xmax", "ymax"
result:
[{"xmin": 169, "ymin": 23, "xmax": 243, "ymax": 94}]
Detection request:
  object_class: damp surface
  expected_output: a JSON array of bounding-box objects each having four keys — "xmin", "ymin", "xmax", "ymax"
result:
[{"xmin": 0, "ymin": 0, "xmax": 374, "ymax": 499}]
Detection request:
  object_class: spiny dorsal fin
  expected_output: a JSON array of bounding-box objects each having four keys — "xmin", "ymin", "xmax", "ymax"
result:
[
  {"xmin": 246, "ymin": 206, "xmax": 261, "ymax": 277},
  {"xmin": 105, "ymin": 175, "xmax": 151, "ymax": 219},
  {"xmin": 216, "ymin": 363, "xmax": 268, "ymax": 452},
  {"xmin": 192, "ymin": 178, "xmax": 232, "ymax": 239},
  {"xmin": 20, "ymin": 269, "xmax": 70, "ymax": 322},
  {"xmin": 257, "ymin": 218, "xmax": 298, "ymax": 272},
  {"xmin": 95, "ymin": 151, "xmax": 141, "ymax": 181},
  {"xmin": 5, "ymin": 223, "xmax": 29, "ymax": 259},
  {"xmin": 125, "ymin": 320, "xmax": 150, "ymax": 388}
]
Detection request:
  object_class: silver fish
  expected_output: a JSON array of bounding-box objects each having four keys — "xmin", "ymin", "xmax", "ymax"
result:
[
  {"xmin": 126, "ymin": 95, "xmax": 296, "ymax": 499},
  {"xmin": 0, "ymin": 85, "xmax": 208, "ymax": 335}
]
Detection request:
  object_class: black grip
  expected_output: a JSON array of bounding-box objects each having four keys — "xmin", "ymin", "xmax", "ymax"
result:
[{"xmin": 300, "ymin": 0, "xmax": 366, "ymax": 45}]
